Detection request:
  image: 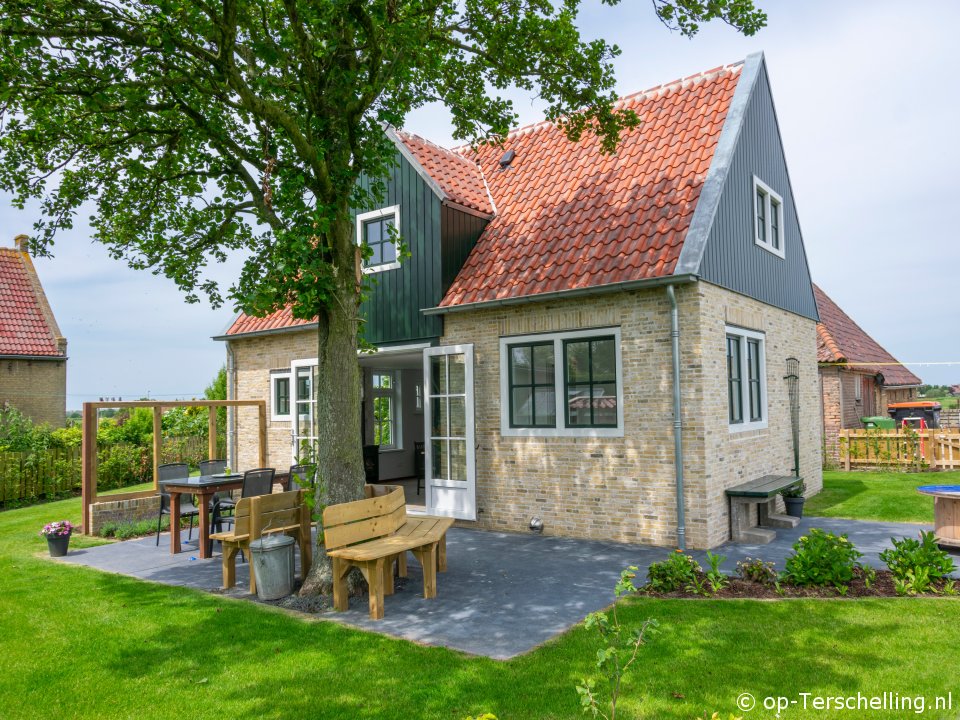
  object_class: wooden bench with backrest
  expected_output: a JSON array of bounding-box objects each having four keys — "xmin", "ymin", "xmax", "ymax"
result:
[
  {"xmin": 209, "ymin": 489, "xmax": 312, "ymax": 594},
  {"xmin": 322, "ymin": 486, "xmax": 454, "ymax": 619},
  {"xmin": 726, "ymin": 475, "xmax": 802, "ymax": 544}
]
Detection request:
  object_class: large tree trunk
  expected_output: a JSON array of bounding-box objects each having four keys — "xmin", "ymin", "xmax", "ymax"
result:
[{"xmin": 299, "ymin": 215, "xmax": 367, "ymax": 597}]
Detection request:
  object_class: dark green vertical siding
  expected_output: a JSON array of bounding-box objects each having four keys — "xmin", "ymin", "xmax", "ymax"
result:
[
  {"xmin": 698, "ymin": 64, "xmax": 818, "ymax": 321},
  {"xmin": 440, "ymin": 206, "xmax": 487, "ymax": 293},
  {"xmin": 357, "ymin": 152, "xmax": 444, "ymax": 345}
]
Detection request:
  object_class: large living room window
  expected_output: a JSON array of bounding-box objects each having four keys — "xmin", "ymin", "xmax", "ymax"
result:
[
  {"xmin": 499, "ymin": 328, "xmax": 623, "ymax": 437},
  {"xmin": 356, "ymin": 205, "xmax": 401, "ymax": 274},
  {"xmin": 726, "ymin": 326, "xmax": 767, "ymax": 432}
]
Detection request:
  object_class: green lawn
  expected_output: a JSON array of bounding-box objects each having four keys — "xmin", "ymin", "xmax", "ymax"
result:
[
  {"xmin": 2, "ymin": 496, "xmax": 958, "ymax": 719},
  {"xmin": 805, "ymin": 470, "xmax": 954, "ymax": 524}
]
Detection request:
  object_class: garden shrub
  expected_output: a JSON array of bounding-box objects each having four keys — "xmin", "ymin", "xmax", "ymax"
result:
[
  {"xmin": 880, "ymin": 531, "xmax": 956, "ymax": 585},
  {"xmin": 646, "ymin": 550, "xmax": 701, "ymax": 592},
  {"xmin": 736, "ymin": 557, "xmax": 777, "ymax": 585},
  {"xmin": 782, "ymin": 528, "xmax": 863, "ymax": 589}
]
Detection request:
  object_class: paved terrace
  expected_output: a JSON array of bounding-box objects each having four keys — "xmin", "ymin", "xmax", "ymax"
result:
[{"xmin": 58, "ymin": 517, "xmax": 944, "ymax": 659}]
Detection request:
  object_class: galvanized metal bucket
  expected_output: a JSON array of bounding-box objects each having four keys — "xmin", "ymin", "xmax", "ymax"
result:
[{"xmin": 249, "ymin": 534, "xmax": 295, "ymax": 600}]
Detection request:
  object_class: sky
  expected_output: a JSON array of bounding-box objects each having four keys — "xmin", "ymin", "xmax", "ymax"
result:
[{"xmin": 2, "ymin": 0, "xmax": 958, "ymax": 409}]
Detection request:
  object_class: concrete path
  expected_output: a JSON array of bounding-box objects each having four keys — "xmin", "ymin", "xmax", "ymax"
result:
[{"xmin": 58, "ymin": 516, "xmax": 948, "ymax": 659}]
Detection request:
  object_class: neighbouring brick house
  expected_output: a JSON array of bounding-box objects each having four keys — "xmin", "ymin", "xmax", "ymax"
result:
[
  {"xmin": 814, "ymin": 284, "xmax": 921, "ymax": 461},
  {"xmin": 0, "ymin": 234, "xmax": 67, "ymax": 427},
  {"xmin": 217, "ymin": 53, "xmax": 823, "ymax": 550}
]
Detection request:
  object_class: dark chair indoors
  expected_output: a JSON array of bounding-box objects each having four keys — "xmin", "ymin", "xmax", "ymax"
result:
[
  {"xmin": 414, "ymin": 441, "xmax": 425, "ymax": 496},
  {"xmin": 156, "ymin": 462, "xmax": 199, "ymax": 547},
  {"xmin": 288, "ymin": 463, "xmax": 317, "ymax": 491}
]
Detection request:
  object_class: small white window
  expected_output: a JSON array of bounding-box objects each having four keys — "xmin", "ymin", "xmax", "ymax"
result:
[
  {"xmin": 356, "ymin": 205, "xmax": 401, "ymax": 273},
  {"xmin": 753, "ymin": 177, "xmax": 785, "ymax": 258},
  {"xmin": 726, "ymin": 326, "xmax": 767, "ymax": 432},
  {"xmin": 855, "ymin": 376, "xmax": 863, "ymax": 402},
  {"xmin": 498, "ymin": 327, "xmax": 624, "ymax": 438},
  {"xmin": 371, "ymin": 370, "xmax": 401, "ymax": 450},
  {"xmin": 270, "ymin": 370, "xmax": 292, "ymax": 421}
]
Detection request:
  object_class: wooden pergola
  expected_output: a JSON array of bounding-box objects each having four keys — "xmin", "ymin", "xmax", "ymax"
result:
[{"xmin": 80, "ymin": 399, "xmax": 267, "ymax": 534}]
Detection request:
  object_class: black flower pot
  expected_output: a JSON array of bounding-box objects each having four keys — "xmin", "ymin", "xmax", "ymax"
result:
[
  {"xmin": 784, "ymin": 497, "xmax": 805, "ymax": 519},
  {"xmin": 46, "ymin": 534, "xmax": 70, "ymax": 557}
]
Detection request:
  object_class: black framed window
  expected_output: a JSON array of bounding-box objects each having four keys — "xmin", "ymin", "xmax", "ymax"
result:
[
  {"xmin": 727, "ymin": 335, "xmax": 743, "ymax": 424},
  {"xmin": 747, "ymin": 338, "xmax": 762, "ymax": 422},
  {"xmin": 564, "ymin": 336, "xmax": 617, "ymax": 428},
  {"xmin": 508, "ymin": 342, "xmax": 556, "ymax": 427},
  {"xmin": 273, "ymin": 376, "xmax": 290, "ymax": 417},
  {"xmin": 756, "ymin": 187, "xmax": 767, "ymax": 245},
  {"xmin": 362, "ymin": 215, "xmax": 397, "ymax": 268},
  {"xmin": 770, "ymin": 199, "xmax": 781, "ymax": 250}
]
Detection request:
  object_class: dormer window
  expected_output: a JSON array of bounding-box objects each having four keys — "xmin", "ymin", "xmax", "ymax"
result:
[
  {"xmin": 357, "ymin": 205, "xmax": 401, "ymax": 273},
  {"xmin": 753, "ymin": 177, "xmax": 784, "ymax": 258}
]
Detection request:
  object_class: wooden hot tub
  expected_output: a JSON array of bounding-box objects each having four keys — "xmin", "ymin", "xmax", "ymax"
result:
[{"xmin": 917, "ymin": 485, "xmax": 960, "ymax": 548}]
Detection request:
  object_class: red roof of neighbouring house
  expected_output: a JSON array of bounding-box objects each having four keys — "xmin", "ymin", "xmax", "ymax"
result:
[
  {"xmin": 396, "ymin": 131, "xmax": 494, "ymax": 216},
  {"xmin": 440, "ymin": 62, "xmax": 742, "ymax": 307},
  {"xmin": 224, "ymin": 60, "xmax": 744, "ymax": 337},
  {"xmin": 0, "ymin": 239, "xmax": 65, "ymax": 357},
  {"xmin": 813, "ymin": 284, "xmax": 920, "ymax": 387}
]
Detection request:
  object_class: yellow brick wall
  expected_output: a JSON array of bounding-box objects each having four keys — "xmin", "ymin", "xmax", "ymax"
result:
[
  {"xmin": 228, "ymin": 331, "xmax": 317, "ymax": 472},
  {"xmin": 440, "ymin": 281, "xmax": 821, "ymax": 549},
  {"xmin": 0, "ymin": 357, "xmax": 66, "ymax": 427}
]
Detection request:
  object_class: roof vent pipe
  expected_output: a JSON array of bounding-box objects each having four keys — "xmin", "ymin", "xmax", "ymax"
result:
[
  {"xmin": 666, "ymin": 284, "xmax": 686, "ymax": 551},
  {"xmin": 13, "ymin": 234, "xmax": 29, "ymax": 254},
  {"xmin": 498, "ymin": 149, "xmax": 516, "ymax": 170}
]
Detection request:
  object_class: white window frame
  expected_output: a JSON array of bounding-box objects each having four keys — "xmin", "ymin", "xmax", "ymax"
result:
[
  {"xmin": 371, "ymin": 369, "xmax": 402, "ymax": 451},
  {"xmin": 270, "ymin": 370, "xmax": 292, "ymax": 422},
  {"xmin": 855, "ymin": 375, "xmax": 863, "ymax": 402},
  {"xmin": 752, "ymin": 176, "xmax": 785, "ymax": 259},
  {"xmin": 499, "ymin": 327, "xmax": 624, "ymax": 438},
  {"xmin": 356, "ymin": 205, "xmax": 401, "ymax": 274},
  {"xmin": 726, "ymin": 325, "xmax": 768, "ymax": 433}
]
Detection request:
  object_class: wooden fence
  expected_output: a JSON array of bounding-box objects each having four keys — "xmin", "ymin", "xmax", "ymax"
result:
[
  {"xmin": 0, "ymin": 446, "xmax": 82, "ymax": 506},
  {"xmin": 839, "ymin": 429, "xmax": 960, "ymax": 471}
]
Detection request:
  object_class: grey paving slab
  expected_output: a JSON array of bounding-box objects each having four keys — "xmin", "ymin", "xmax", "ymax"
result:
[{"xmin": 56, "ymin": 516, "xmax": 954, "ymax": 659}]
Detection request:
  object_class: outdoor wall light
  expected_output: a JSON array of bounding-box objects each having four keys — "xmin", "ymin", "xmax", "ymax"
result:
[{"xmin": 529, "ymin": 516, "xmax": 544, "ymax": 533}]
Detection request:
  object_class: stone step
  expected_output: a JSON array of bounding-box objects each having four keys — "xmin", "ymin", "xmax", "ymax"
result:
[
  {"xmin": 761, "ymin": 513, "xmax": 801, "ymax": 529},
  {"xmin": 736, "ymin": 526, "xmax": 777, "ymax": 545}
]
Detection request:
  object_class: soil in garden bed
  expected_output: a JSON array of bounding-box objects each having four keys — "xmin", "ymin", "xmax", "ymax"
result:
[{"xmin": 643, "ymin": 570, "xmax": 956, "ymax": 599}]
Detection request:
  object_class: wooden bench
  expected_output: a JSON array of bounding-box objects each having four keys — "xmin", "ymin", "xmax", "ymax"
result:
[
  {"xmin": 726, "ymin": 475, "xmax": 802, "ymax": 544},
  {"xmin": 209, "ymin": 489, "xmax": 312, "ymax": 594},
  {"xmin": 323, "ymin": 486, "xmax": 454, "ymax": 619}
]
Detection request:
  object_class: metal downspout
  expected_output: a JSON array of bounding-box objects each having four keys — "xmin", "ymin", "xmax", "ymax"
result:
[
  {"xmin": 666, "ymin": 284, "xmax": 686, "ymax": 551},
  {"xmin": 225, "ymin": 342, "xmax": 237, "ymax": 469}
]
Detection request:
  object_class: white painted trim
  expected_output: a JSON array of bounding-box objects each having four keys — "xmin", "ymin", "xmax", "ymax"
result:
[
  {"xmin": 498, "ymin": 327, "xmax": 624, "ymax": 438},
  {"xmin": 362, "ymin": 341, "xmax": 432, "ymax": 357},
  {"xmin": 370, "ymin": 369, "xmax": 402, "ymax": 451},
  {"xmin": 269, "ymin": 370, "xmax": 292, "ymax": 422},
  {"xmin": 752, "ymin": 176, "xmax": 785, "ymax": 259},
  {"xmin": 356, "ymin": 205, "xmax": 401, "ymax": 273},
  {"xmin": 726, "ymin": 325, "xmax": 768, "ymax": 433}
]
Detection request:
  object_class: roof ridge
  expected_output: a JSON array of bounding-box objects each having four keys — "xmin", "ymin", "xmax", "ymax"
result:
[
  {"xmin": 396, "ymin": 129, "xmax": 480, "ymax": 170},
  {"xmin": 448, "ymin": 58, "xmax": 745, "ymax": 153}
]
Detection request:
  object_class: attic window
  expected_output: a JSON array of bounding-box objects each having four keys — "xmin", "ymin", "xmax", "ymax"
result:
[
  {"xmin": 499, "ymin": 149, "xmax": 516, "ymax": 170},
  {"xmin": 753, "ymin": 177, "xmax": 785, "ymax": 258},
  {"xmin": 356, "ymin": 205, "xmax": 401, "ymax": 274}
]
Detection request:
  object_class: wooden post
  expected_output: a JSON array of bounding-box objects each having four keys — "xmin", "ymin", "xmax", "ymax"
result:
[
  {"xmin": 208, "ymin": 407, "xmax": 217, "ymax": 461},
  {"xmin": 152, "ymin": 406, "xmax": 162, "ymax": 491},
  {"xmin": 80, "ymin": 402, "xmax": 97, "ymax": 535},
  {"xmin": 842, "ymin": 430, "xmax": 850, "ymax": 471},
  {"xmin": 258, "ymin": 401, "xmax": 267, "ymax": 468},
  {"xmin": 926, "ymin": 430, "xmax": 938, "ymax": 470}
]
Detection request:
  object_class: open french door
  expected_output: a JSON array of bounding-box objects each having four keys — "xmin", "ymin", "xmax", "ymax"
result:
[
  {"xmin": 423, "ymin": 345, "xmax": 476, "ymax": 520},
  {"xmin": 291, "ymin": 359, "xmax": 318, "ymax": 463}
]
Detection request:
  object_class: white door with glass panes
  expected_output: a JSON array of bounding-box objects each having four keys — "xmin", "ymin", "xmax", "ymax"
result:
[
  {"xmin": 423, "ymin": 345, "xmax": 476, "ymax": 520},
  {"xmin": 290, "ymin": 359, "xmax": 319, "ymax": 463}
]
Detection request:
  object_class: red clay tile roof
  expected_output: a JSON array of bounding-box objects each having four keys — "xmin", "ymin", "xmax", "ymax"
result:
[
  {"xmin": 222, "ymin": 306, "xmax": 316, "ymax": 337},
  {"xmin": 0, "ymin": 246, "xmax": 64, "ymax": 356},
  {"xmin": 813, "ymin": 284, "xmax": 921, "ymax": 387},
  {"xmin": 395, "ymin": 131, "xmax": 494, "ymax": 215},
  {"xmin": 439, "ymin": 62, "xmax": 743, "ymax": 307}
]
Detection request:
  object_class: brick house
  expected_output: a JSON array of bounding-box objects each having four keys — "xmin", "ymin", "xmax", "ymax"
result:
[
  {"xmin": 0, "ymin": 234, "xmax": 68, "ymax": 426},
  {"xmin": 216, "ymin": 53, "xmax": 822, "ymax": 550},
  {"xmin": 814, "ymin": 284, "xmax": 921, "ymax": 460}
]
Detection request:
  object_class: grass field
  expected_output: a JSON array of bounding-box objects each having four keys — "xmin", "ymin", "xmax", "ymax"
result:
[
  {"xmin": 804, "ymin": 470, "xmax": 954, "ymax": 524},
  {"xmin": 1, "ymin": 493, "xmax": 958, "ymax": 719}
]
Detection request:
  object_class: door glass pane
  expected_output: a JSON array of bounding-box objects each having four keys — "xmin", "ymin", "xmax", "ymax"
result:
[
  {"xmin": 431, "ymin": 356, "xmax": 446, "ymax": 395},
  {"xmin": 432, "ymin": 439, "xmax": 448, "ymax": 480},
  {"xmin": 431, "ymin": 397, "xmax": 447, "ymax": 436},
  {"xmin": 449, "ymin": 440, "xmax": 467, "ymax": 481},
  {"xmin": 449, "ymin": 396, "xmax": 466, "ymax": 436},
  {"xmin": 449, "ymin": 354, "xmax": 465, "ymax": 394}
]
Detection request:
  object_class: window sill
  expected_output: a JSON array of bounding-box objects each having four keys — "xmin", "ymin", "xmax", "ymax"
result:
[
  {"xmin": 754, "ymin": 239, "xmax": 785, "ymax": 259},
  {"xmin": 728, "ymin": 422, "xmax": 769, "ymax": 437},
  {"xmin": 378, "ymin": 447, "xmax": 405, "ymax": 454},
  {"xmin": 500, "ymin": 426, "xmax": 624, "ymax": 439},
  {"xmin": 362, "ymin": 261, "xmax": 401, "ymax": 274}
]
